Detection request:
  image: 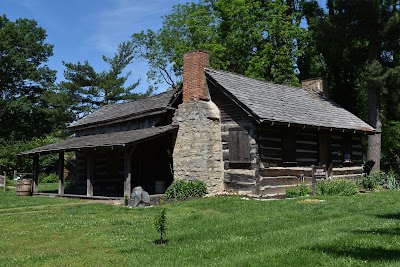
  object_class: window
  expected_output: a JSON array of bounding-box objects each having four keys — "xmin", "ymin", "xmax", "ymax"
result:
[{"xmin": 229, "ymin": 129, "xmax": 250, "ymax": 164}]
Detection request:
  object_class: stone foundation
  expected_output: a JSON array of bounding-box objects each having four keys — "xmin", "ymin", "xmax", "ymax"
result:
[{"xmin": 173, "ymin": 101, "xmax": 223, "ymax": 194}]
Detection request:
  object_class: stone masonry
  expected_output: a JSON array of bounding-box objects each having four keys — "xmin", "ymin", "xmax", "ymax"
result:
[
  {"xmin": 173, "ymin": 101, "xmax": 224, "ymax": 193},
  {"xmin": 172, "ymin": 50, "xmax": 224, "ymax": 194}
]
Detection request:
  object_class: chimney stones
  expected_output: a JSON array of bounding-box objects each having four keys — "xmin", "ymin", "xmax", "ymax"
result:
[
  {"xmin": 172, "ymin": 50, "xmax": 224, "ymax": 194},
  {"xmin": 301, "ymin": 78, "xmax": 328, "ymax": 97}
]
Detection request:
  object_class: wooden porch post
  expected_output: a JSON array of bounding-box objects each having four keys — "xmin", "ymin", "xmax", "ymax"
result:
[
  {"xmin": 87, "ymin": 151, "xmax": 94, "ymax": 197},
  {"xmin": 32, "ymin": 155, "xmax": 39, "ymax": 194},
  {"xmin": 58, "ymin": 151, "xmax": 64, "ymax": 195},
  {"xmin": 124, "ymin": 149, "xmax": 132, "ymax": 197}
]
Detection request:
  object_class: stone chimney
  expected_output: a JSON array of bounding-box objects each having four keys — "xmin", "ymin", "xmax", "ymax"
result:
[
  {"xmin": 183, "ymin": 50, "xmax": 210, "ymax": 102},
  {"xmin": 173, "ymin": 50, "xmax": 223, "ymax": 194},
  {"xmin": 301, "ymin": 78, "xmax": 328, "ymax": 97}
]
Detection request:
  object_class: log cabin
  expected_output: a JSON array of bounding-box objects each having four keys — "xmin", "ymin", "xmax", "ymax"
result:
[{"xmin": 20, "ymin": 50, "xmax": 375, "ymax": 198}]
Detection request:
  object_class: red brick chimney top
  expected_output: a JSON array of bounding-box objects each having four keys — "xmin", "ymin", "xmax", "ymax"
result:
[{"xmin": 183, "ymin": 50, "xmax": 210, "ymax": 103}]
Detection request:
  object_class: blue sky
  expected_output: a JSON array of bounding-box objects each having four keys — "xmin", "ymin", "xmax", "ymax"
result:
[
  {"xmin": 2, "ymin": 0, "xmax": 327, "ymax": 94},
  {"xmin": 2, "ymin": 0, "xmax": 194, "ymax": 93}
]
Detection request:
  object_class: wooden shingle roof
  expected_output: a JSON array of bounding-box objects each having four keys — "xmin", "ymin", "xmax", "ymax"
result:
[
  {"xmin": 68, "ymin": 89, "xmax": 179, "ymax": 130},
  {"xmin": 19, "ymin": 125, "xmax": 177, "ymax": 156},
  {"xmin": 205, "ymin": 68, "xmax": 375, "ymax": 133}
]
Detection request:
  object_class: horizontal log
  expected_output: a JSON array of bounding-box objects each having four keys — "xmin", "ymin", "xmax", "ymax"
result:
[
  {"xmin": 224, "ymin": 170, "xmax": 256, "ymax": 184},
  {"xmin": 224, "ymin": 182, "xmax": 257, "ymax": 194}
]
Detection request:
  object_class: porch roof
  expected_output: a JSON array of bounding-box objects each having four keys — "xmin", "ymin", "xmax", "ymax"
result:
[
  {"xmin": 19, "ymin": 125, "xmax": 177, "ymax": 157},
  {"xmin": 68, "ymin": 90, "xmax": 180, "ymax": 130}
]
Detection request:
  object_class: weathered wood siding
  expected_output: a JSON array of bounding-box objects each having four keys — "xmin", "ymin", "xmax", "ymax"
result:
[
  {"xmin": 330, "ymin": 134, "xmax": 342, "ymax": 166},
  {"xmin": 352, "ymin": 136, "xmax": 363, "ymax": 165},
  {"xmin": 75, "ymin": 115, "xmax": 162, "ymax": 137},
  {"xmin": 296, "ymin": 132, "xmax": 318, "ymax": 166},
  {"xmin": 209, "ymin": 83, "xmax": 251, "ymax": 123},
  {"xmin": 258, "ymin": 127, "xmax": 282, "ymax": 167},
  {"xmin": 258, "ymin": 127, "xmax": 318, "ymax": 167},
  {"xmin": 209, "ymin": 82, "xmax": 259, "ymax": 194}
]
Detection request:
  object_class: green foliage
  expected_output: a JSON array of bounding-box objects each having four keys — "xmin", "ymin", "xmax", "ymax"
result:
[
  {"xmin": 310, "ymin": 0, "xmax": 400, "ymax": 171},
  {"xmin": 165, "ymin": 180, "xmax": 207, "ymax": 199},
  {"xmin": 285, "ymin": 184, "xmax": 311, "ymax": 198},
  {"xmin": 361, "ymin": 176, "xmax": 378, "ymax": 191},
  {"xmin": 39, "ymin": 173, "xmax": 58, "ymax": 183},
  {"xmin": 0, "ymin": 15, "xmax": 70, "ymax": 142},
  {"xmin": 364, "ymin": 171, "xmax": 400, "ymax": 190},
  {"xmin": 60, "ymin": 41, "xmax": 147, "ymax": 118},
  {"xmin": 154, "ymin": 208, "xmax": 167, "ymax": 244},
  {"xmin": 131, "ymin": 0, "xmax": 312, "ymax": 89},
  {"xmin": 0, "ymin": 135, "xmax": 59, "ymax": 174},
  {"xmin": 316, "ymin": 179, "xmax": 358, "ymax": 196}
]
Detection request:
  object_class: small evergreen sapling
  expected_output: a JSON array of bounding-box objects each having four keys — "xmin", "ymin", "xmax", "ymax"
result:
[{"xmin": 154, "ymin": 208, "xmax": 167, "ymax": 244}]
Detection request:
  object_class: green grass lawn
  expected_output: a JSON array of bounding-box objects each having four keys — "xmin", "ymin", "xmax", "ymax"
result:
[{"xmin": 1, "ymin": 188, "xmax": 400, "ymax": 267}]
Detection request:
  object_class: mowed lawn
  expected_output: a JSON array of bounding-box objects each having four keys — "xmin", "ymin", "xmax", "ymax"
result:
[{"xmin": 1, "ymin": 188, "xmax": 400, "ymax": 267}]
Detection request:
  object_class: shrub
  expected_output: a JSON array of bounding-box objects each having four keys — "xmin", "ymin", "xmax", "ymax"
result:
[
  {"xmin": 316, "ymin": 179, "xmax": 358, "ymax": 196},
  {"xmin": 39, "ymin": 173, "xmax": 58, "ymax": 183},
  {"xmin": 165, "ymin": 180, "xmax": 207, "ymax": 199},
  {"xmin": 361, "ymin": 175, "xmax": 377, "ymax": 190},
  {"xmin": 285, "ymin": 184, "xmax": 311, "ymax": 198},
  {"xmin": 383, "ymin": 171, "xmax": 400, "ymax": 190},
  {"xmin": 363, "ymin": 171, "xmax": 400, "ymax": 190}
]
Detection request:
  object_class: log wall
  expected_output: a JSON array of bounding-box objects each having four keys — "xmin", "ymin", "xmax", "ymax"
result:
[{"xmin": 209, "ymin": 83, "xmax": 260, "ymax": 194}]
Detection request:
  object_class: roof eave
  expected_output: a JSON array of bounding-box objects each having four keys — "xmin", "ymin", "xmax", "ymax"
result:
[
  {"xmin": 68, "ymin": 109, "xmax": 168, "ymax": 131},
  {"xmin": 258, "ymin": 119, "xmax": 376, "ymax": 134},
  {"xmin": 18, "ymin": 125, "xmax": 179, "ymax": 157}
]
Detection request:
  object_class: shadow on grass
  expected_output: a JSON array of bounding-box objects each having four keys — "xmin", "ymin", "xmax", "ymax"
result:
[
  {"xmin": 353, "ymin": 227, "xmax": 400, "ymax": 236},
  {"xmin": 310, "ymin": 245, "xmax": 400, "ymax": 261},
  {"xmin": 153, "ymin": 239, "xmax": 168, "ymax": 245},
  {"xmin": 376, "ymin": 213, "xmax": 400, "ymax": 220}
]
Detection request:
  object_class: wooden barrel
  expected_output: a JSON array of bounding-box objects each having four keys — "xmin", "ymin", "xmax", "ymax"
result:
[{"xmin": 16, "ymin": 179, "xmax": 32, "ymax": 196}]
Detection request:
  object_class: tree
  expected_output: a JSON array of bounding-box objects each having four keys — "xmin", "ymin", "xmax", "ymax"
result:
[
  {"xmin": 131, "ymin": 0, "xmax": 314, "ymax": 88},
  {"xmin": 60, "ymin": 41, "xmax": 145, "ymax": 118},
  {"xmin": 0, "ymin": 15, "xmax": 63, "ymax": 142},
  {"xmin": 310, "ymin": 0, "xmax": 400, "ymax": 171}
]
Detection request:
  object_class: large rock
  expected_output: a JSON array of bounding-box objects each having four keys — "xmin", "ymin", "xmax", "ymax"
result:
[{"xmin": 128, "ymin": 186, "xmax": 151, "ymax": 207}]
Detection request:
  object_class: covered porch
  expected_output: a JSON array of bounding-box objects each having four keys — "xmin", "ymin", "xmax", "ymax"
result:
[{"xmin": 19, "ymin": 125, "xmax": 177, "ymax": 198}]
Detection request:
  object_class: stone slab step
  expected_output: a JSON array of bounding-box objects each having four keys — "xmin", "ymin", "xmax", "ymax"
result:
[
  {"xmin": 259, "ymin": 185, "xmax": 305, "ymax": 195},
  {"xmin": 259, "ymin": 176, "xmax": 312, "ymax": 186},
  {"xmin": 259, "ymin": 185, "xmax": 290, "ymax": 195}
]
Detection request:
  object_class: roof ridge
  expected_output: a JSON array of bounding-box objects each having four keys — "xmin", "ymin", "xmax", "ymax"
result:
[
  {"xmin": 101, "ymin": 88, "xmax": 178, "ymax": 108},
  {"xmin": 205, "ymin": 68, "xmax": 302, "ymax": 91}
]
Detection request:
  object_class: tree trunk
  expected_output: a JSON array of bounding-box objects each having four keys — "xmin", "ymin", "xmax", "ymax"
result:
[
  {"xmin": 367, "ymin": 84, "xmax": 382, "ymax": 171},
  {"xmin": 366, "ymin": 2, "xmax": 382, "ymax": 172}
]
